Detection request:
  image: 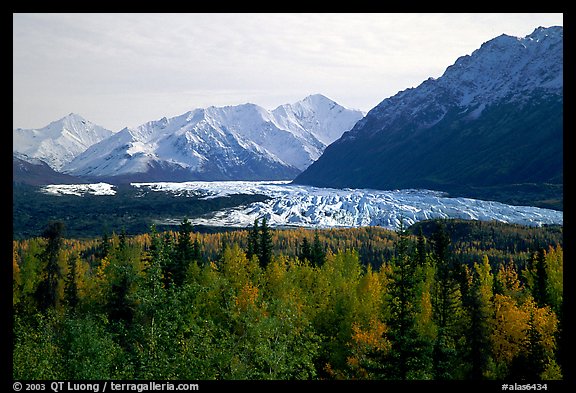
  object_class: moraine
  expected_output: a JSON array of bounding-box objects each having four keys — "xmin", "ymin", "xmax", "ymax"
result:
[{"xmin": 42, "ymin": 181, "xmax": 563, "ymax": 230}]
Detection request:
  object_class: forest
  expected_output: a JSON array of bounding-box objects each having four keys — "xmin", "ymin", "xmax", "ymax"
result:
[{"xmin": 12, "ymin": 218, "xmax": 563, "ymax": 381}]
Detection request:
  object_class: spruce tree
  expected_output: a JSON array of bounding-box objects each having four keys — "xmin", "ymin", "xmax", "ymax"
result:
[
  {"xmin": 192, "ymin": 237, "xmax": 202, "ymax": 265},
  {"xmin": 35, "ymin": 221, "xmax": 65, "ymax": 312},
  {"xmin": 259, "ymin": 217, "xmax": 273, "ymax": 268},
  {"xmin": 299, "ymin": 236, "xmax": 312, "ymax": 263},
  {"xmin": 173, "ymin": 219, "xmax": 194, "ymax": 286},
  {"xmin": 247, "ymin": 218, "xmax": 260, "ymax": 261},
  {"xmin": 311, "ymin": 230, "xmax": 326, "ymax": 267},
  {"xmin": 415, "ymin": 226, "xmax": 427, "ymax": 267},
  {"xmin": 430, "ymin": 223, "xmax": 464, "ymax": 379},
  {"xmin": 534, "ymin": 248, "xmax": 549, "ymax": 307},
  {"xmin": 148, "ymin": 224, "xmax": 168, "ymax": 295},
  {"xmin": 465, "ymin": 257, "xmax": 494, "ymax": 380},
  {"xmin": 385, "ymin": 217, "xmax": 432, "ymax": 379},
  {"xmin": 65, "ymin": 254, "xmax": 79, "ymax": 311},
  {"xmin": 108, "ymin": 228, "xmax": 137, "ymax": 324},
  {"xmin": 97, "ymin": 231, "xmax": 111, "ymax": 261}
]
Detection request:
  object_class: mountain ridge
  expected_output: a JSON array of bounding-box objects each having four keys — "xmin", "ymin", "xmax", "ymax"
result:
[
  {"xmin": 13, "ymin": 94, "xmax": 363, "ymax": 184},
  {"xmin": 293, "ymin": 26, "xmax": 563, "ymax": 210},
  {"xmin": 13, "ymin": 113, "xmax": 114, "ymax": 171}
]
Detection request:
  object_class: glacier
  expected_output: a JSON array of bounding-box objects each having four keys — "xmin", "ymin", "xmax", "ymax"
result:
[
  {"xmin": 126, "ymin": 181, "xmax": 563, "ymax": 230},
  {"xmin": 41, "ymin": 182, "xmax": 117, "ymax": 196}
]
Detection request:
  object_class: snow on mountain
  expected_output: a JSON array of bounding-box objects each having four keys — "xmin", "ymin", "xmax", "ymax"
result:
[
  {"xmin": 271, "ymin": 94, "xmax": 365, "ymax": 145},
  {"xmin": 129, "ymin": 181, "xmax": 563, "ymax": 229},
  {"xmin": 345, "ymin": 26, "xmax": 562, "ymax": 139},
  {"xmin": 13, "ymin": 113, "xmax": 114, "ymax": 170},
  {"xmin": 441, "ymin": 25, "xmax": 562, "ymax": 108},
  {"xmin": 293, "ymin": 26, "xmax": 563, "ymax": 210},
  {"xmin": 63, "ymin": 95, "xmax": 363, "ymax": 181},
  {"xmin": 13, "ymin": 153, "xmax": 87, "ymax": 186}
]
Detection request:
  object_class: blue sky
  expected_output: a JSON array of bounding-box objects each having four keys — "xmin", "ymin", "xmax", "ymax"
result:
[{"xmin": 13, "ymin": 13, "xmax": 563, "ymax": 131}]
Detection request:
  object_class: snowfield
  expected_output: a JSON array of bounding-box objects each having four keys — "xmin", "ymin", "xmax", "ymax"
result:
[
  {"xmin": 129, "ymin": 181, "xmax": 563, "ymax": 229},
  {"xmin": 41, "ymin": 182, "xmax": 117, "ymax": 196}
]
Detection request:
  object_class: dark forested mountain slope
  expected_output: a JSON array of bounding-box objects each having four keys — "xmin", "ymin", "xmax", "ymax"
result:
[{"xmin": 294, "ymin": 27, "xmax": 563, "ymax": 210}]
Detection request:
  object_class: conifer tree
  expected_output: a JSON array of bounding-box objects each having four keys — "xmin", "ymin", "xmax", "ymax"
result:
[
  {"xmin": 311, "ymin": 230, "xmax": 326, "ymax": 267},
  {"xmin": 534, "ymin": 248, "xmax": 549, "ymax": 308},
  {"xmin": 65, "ymin": 253, "xmax": 80, "ymax": 311},
  {"xmin": 299, "ymin": 236, "xmax": 312, "ymax": 263},
  {"xmin": 118, "ymin": 228, "xmax": 127, "ymax": 252},
  {"xmin": 415, "ymin": 226, "xmax": 427, "ymax": 267},
  {"xmin": 430, "ymin": 222, "xmax": 465, "ymax": 379},
  {"xmin": 173, "ymin": 219, "xmax": 194, "ymax": 286},
  {"xmin": 247, "ymin": 218, "xmax": 260, "ymax": 261},
  {"xmin": 192, "ymin": 237, "xmax": 202, "ymax": 265},
  {"xmin": 158, "ymin": 232, "xmax": 174, "ymax": 286},
  {"xmin": 35, "ymin": 221, "xmax": 65, "ymax": 312},
  {"xmin": 97, "ymin": 231, "xmax": 111, "ymax": 260},
  {"xmin": 385, "ymin": 217, "xmax": 432, "ymax": 379},
  {"xmin": 107, "ymin": 228, "xmax": 139, "ymax": 325},
  {"xmin": 465, "ymin": 256, "xmax": 494, "ymax": 380},
  {"xmin": 148, "ymin": 225, "xmax": 168, "ymax": 295},
  {"xmin": 259, "ymin": 217, "xmax": 273, "ymax": 268}
]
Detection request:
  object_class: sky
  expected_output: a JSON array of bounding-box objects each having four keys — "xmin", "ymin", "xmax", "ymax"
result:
[{"xmin": 13, "ymin": 13, "xmax": 563, "ymax": 132}]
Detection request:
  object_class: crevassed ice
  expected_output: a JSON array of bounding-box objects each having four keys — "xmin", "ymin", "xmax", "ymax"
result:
[{"xmin": 131, "ymin": 181, "xmax": 563, "ymax": 230}]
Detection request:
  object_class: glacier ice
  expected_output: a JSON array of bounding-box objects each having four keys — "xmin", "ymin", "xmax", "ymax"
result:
[{"xmin": 130, "ymin": 181, "xmax": 563, "ymax": 230}]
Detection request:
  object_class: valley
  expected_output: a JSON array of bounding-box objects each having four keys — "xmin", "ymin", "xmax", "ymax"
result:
[
  {"xmin": 12, "ymin": 21, "xmax": 565, "ymax": 383},
  {"xmin": 13, "ymin": 180, "xmax": 563, "ymax": 239}
]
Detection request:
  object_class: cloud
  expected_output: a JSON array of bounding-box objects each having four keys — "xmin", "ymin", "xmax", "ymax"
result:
[{"xmin": 13, "ymin": 13, "xmax": 563, "ymax": 130}]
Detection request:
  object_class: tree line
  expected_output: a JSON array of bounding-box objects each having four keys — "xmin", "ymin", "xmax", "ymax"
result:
[{"xmin": 12, "ymin": 218, "xmax": 563, "ymax": 380}]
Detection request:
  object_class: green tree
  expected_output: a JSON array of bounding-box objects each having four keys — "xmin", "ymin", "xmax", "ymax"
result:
[
  {"xmin": 96, "ymin": 231, "xmax": 111, "ymax": 261},
  {"xmin": 545, "ymin": 245, "xmax": 563, "ymax": 317},
  {"xmin": 13, "ymin": 311, "xmax": 64, "ymax": 379},
  {"xmin": 299, "ymin": 236, "xmax": 312, "ymax": 264},
  {"xmin": 61, "ymin": 315, "xmax": 124, "ymax": 379},
  {"xmin": 192, "ymin": 236, "xmax": 202, "ymax": 265},
  {"xmin": 64, "ymin": 253, "xmax": 80, "ymax": 311},
  {"xmin": 172, "ymin": 219, "xmax": 195, "ymax": 286},
  {"xmin": 312, "ymin": 249, "xmax": 363, "ymax": 377},
  {"xmin": 106, "ymin": 231, "xmax": 140, "ymax": 325},
  {"xmin": 259, "ymin": 217, "xmax": 273, "ymax": 268},
  {"xmin": 415, "ymin": 226, "xmax": 428, "ymax": 267},
  {"xmin": 35, "ymin": 221, "xmax": 65, "ymax": 312},
  {"xmin": 430, "ymin": 223, "xmax": 466, "ymax": 379},
  {"xmin": 13, "ymin": 248, "xmax": 22, "ymax": 309},
  {"xmin": 384, "ymin": 218, "xmax": 433, "ymax": 379},
  {"xmin": 247, "ymin": 218, "xmax": 260, "ymax": 261},
  {"xmin": 311, "ymin": 230, "xmax": 326, "ymax": 267},
  {"xmin": 533, "ymin": 248, "xmax": 549, "ymax": 308},
  {"xmin": 465, "ymin": 256, "xmax": 495, "ymax": 380}
]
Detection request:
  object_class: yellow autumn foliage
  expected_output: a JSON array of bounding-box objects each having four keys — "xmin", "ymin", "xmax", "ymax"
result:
[{"xmin": 235, "ymin": 282, "xmax": 259, "ymax": 311}]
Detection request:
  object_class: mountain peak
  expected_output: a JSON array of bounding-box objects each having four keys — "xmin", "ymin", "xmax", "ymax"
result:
[
  {"xmin": 65, "ymin": 112, "xmax": 86, "ymax": 120},
  {"xmin": 13, "ymin": 114, "xmax": 114, "ymax": 171},
  {"xmin": 528, "ymin": 25, "xmax": 563, "ymax": 40},
  {"xmin": 302, "ymin": 93, "xmax": 333, "ymax": 104},
  {"xmin": 63, "ymin": 95, "xmax": 364, "ymax": 180},
  {"xmin": 294, "ymin": 27, "xmax": 563, "ymax": 209}
]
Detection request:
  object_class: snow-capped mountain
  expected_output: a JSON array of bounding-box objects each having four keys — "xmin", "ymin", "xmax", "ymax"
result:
[
  {"xmin": 294, "ymin": 26, "xmax": 563, "ymax": 210},
  {"xmin": 63, "ymin": 94, "xmax": 363, "ymax": 182},
  {"xmin": 13, "ymin": 154, "xmax": 87, "ymax": 186},
  {"xmin": 13, "ymin": 113, "xmax": 114, "ymax": 171},
  {"xmin": 271, "ymin": 94, "xmax": 364, "ymax": 145}
]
